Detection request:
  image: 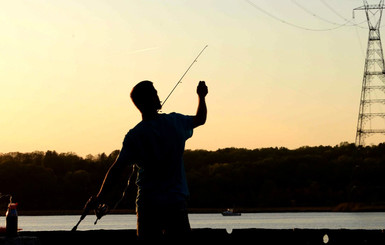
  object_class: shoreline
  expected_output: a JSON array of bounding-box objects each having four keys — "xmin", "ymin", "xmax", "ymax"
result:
[
  {"xmin": 15, "ymin": 229, "xmax": 385, "ymax": 245},
  {"xmin": 15, "ymin": 203, "xmax": 385, "ymax": 216}
]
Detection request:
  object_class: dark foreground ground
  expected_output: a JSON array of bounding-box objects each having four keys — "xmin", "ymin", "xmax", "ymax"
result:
[{"xmin": 0, "ymin": 229, "xmax": 383, "ymax": 245}]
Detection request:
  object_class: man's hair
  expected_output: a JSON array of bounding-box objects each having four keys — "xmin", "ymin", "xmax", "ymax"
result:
[{"xmin": 130, "ymin": 80, "xmax": 155, "ymax": 112}]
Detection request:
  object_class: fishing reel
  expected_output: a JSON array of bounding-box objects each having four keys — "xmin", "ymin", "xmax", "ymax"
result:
[
  {"xmin": 94, "ymin": 203, "xmax": 110, "ymax": 225},
  {"xmin": 71, "ymin": 196, "xmax": 110, "ymax": 231}
]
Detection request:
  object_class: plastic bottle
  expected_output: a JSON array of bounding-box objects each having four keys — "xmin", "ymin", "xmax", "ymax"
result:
[{"xmin": 6, "ymin": 203, "xmax": 18, "ymax": 237}]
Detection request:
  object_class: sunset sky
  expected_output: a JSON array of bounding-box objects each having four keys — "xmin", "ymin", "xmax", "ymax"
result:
[{"xmin": 0, "ymin": 0, "xmax": 379, "ymax": 156}]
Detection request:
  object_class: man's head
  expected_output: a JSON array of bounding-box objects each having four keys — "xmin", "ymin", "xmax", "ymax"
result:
[{"xmin": 130, "ymin": 80, "xmax": 162, "ymax": 113}]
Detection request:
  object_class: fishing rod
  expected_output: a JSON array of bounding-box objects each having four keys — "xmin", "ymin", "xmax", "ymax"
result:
[
  {"xmin": 71, "ymin": 165, "xmax": 137, "ymax": 231},
  {"xmin": 161, "ymin": 45, "xmax": 208, "ymax": 109}
]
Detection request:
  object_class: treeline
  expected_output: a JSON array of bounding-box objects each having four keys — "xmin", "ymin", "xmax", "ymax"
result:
[
  {"xmin": 184, "ymin": 143, "xmax": 385, "ymax": 210},
  {"xmin": 1, "ymin": 143, "xmax": 385, "ymax": 212},
  {"xmin": 0, "ymin": 150, "xmax": 120, "ymax": 211}
]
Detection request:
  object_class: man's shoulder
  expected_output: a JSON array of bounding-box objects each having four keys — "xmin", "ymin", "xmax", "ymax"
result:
[
  {"xmin": 123, "ymin": 121, "xmax": 145, "ymax": 140},
  {"xmin": 165, "ymin": 113, "xmax": 194, "ymax": 133},
  {"xmin": 165, "ymin": 112, "xmax": 190, "ymax": 119}
]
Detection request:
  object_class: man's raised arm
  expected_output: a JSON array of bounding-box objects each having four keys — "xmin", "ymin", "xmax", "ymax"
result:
[{"xmin": 193, "ymin": 81, "xmax": 208, "ymax": 128}]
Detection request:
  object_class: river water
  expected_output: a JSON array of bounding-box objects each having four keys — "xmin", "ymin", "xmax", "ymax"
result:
[{"xmin": 1, "ymin": 212, "xmax": 384, "ymax": 232}]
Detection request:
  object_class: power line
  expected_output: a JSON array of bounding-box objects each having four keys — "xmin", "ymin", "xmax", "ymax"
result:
[
  {"xmin": 244, "ymin": 0, "xmax": 365, "ymax": 31},
  {"xmin": 319, "ymin": 0, "xmax": 367, "ymax": 29},
  {"xmin": 321, "ymin": 0, "xmax": 354, "ymax": 22},
  {"xmin": 291, "ymin": 0, "xmax": 352, "ymax": 26}
]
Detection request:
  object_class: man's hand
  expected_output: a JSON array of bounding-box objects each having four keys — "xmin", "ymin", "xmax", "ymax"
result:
[
  {"xmin": 94, "ymin": 203, "xmax": 110, "ymax": 225},
  {"xmin": 197, "ymin": 81, "xmax": 208, "ymax": 98}
]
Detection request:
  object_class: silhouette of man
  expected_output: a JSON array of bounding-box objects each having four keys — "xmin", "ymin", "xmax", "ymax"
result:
[{"xmin": 95, "ymin": 80, "xmax": 208, "ymax": 242}]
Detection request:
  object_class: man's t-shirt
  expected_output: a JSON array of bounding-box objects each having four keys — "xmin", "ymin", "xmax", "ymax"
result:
[{"xmin": 115, "ymin": 113, "xmax": 194, "ymax": 207}]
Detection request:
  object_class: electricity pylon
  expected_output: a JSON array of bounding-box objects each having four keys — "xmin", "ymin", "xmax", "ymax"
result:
[{"xmin": 354, "ymin": 0, "xmax": 385, "ymax": 146}]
